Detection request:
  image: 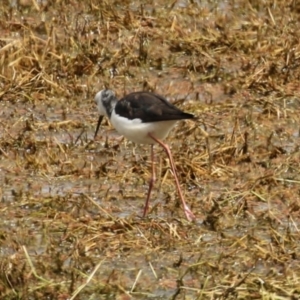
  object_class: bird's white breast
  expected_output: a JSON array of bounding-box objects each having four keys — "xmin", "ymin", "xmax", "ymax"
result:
[{"xmin": 110, "ymin": 110, "xmax": 178, "ymax": 144}]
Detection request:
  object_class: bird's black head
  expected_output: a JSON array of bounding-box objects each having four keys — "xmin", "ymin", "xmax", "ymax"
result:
[
  {"xmin": 94, "ymin": 89, "xmax": 117, "ymax": 117},
  {"xmin": 94, "ymin": 89, "xmax": 118, "ymax": 139}
]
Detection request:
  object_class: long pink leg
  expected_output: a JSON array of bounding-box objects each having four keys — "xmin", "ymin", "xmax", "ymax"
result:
[
  {"xmin": 143, "ymin": 144, "xmax": 156, "ymax": 217},
  {"xmin": 148, "ymin": 133, "xmax": 195, "ymax": 221}
]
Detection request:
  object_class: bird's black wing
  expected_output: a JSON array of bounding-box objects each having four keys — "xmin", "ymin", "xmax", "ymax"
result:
[{"xmin": 115, "ymin": 92, "xmax": 194, "ymax": 122}]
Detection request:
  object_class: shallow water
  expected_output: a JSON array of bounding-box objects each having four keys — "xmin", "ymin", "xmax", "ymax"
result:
[{"xmin": 1, "ymin": 0, "xmax": 300, "ymax": 298}]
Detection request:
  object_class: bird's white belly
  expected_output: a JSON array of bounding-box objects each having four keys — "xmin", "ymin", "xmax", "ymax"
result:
[{"xmin": 111, "ymin": 111, "xmax": 177, "ymax": 144}]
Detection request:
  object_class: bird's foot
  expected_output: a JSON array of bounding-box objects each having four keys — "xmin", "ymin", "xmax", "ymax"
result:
[{"xmin": 184, "ymin": 205, "xmax": 196, "ymax": 222}]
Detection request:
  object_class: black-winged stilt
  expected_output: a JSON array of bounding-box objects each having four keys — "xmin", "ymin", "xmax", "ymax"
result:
[{"xmin": 94, "ymin": 89, "xmax": 195, "ymax": 221}]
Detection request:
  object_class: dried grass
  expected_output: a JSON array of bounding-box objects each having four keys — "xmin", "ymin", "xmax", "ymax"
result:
[{"xmin": 1, "ymin": 0, "xmax": 300, "ymax": 299}]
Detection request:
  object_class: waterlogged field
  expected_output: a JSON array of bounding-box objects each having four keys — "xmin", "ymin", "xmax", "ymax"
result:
[{"xmin": 1, "ymin": 0, "xmax": 300, "ymax": 299}]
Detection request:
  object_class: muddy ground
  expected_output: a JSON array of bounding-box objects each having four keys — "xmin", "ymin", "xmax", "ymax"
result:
[{"xmin": 1, "ymin": 0, "xmax": 300, "ymax": 299}]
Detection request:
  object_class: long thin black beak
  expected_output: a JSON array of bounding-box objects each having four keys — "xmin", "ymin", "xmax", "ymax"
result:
[{"xmin": 94, "ymin": 115, "xmax": 104, "ymax": 139}]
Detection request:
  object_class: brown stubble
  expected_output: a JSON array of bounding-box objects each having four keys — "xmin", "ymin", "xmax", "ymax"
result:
[{"xmin": 1, "ymin": 0, "xmax": 300, "ymax": 299}]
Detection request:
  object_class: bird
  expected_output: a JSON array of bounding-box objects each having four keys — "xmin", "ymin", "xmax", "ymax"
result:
[{"xmin": 94, "ymin": 89, "xmax": 195, "ymax": 221}]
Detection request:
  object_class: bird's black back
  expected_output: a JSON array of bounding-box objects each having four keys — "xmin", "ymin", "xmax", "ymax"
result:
[{"xmin": 115, "ymin": 91, "xmax": 194, "ymax": 122}]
